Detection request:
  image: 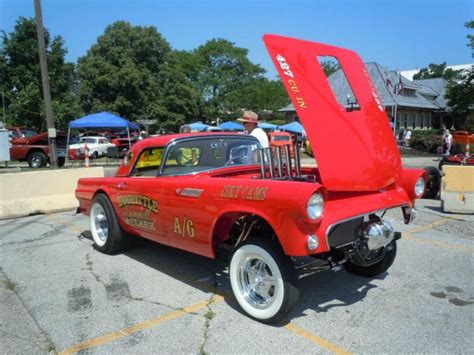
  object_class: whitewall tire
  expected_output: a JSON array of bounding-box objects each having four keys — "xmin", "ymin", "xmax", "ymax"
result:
[{"xmin": 230, "ymin": 238, "xmax": 298, "ymax": 323}]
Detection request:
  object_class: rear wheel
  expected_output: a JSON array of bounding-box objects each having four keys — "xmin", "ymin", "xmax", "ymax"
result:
[
  {"xmin": 344, "ymin": 241, "xmax": 397, "ymax": 277},
  {"xmin": 230, "ymin": 238, "xmax": 298, "ymax": 323},
  {"xmin": 27, "ymin": 151, "xmax": 47, "ymax": 168},
  {"xmin": 90, "ymin": 194, "xmax": 131, "ymax": 254}
]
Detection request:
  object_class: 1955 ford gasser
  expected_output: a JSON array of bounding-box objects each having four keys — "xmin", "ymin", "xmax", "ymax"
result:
[{"xmin": 75, "ymin": 35, "xmax": 426, "ymax": 323}]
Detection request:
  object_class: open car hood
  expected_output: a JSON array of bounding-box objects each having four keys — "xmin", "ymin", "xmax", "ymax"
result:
[{"xmin": 264, "ymin": 34, "xmax": 401, "ymax": 191}]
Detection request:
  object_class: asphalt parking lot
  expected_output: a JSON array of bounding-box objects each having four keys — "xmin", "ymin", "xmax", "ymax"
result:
[{"xmin": 1, "ymin": 196, "xmax": 473, "ymax": 355}]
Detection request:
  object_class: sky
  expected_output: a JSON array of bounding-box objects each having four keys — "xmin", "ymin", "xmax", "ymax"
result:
[{"xmin": 0, "ymin": 0, "xmax": 472, "ymax": 79}]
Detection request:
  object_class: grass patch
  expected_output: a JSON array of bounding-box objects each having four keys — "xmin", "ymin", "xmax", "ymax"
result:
[
  {"xmin": 2, "ymin": 278, "xmax": 17, "ymax": 291},
  {"xmin": 204, "ymin": 309, "xmax": 216, "ymax": 320}
]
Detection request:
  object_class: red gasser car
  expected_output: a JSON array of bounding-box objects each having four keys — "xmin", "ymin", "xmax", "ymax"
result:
[{"xmin": 75, "ymin": 35, "xmax": 426, "ymax": 323}]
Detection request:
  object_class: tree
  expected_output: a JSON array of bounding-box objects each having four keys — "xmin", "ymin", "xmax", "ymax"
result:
[
  {"xmin": 413, "ymin": 62, "xmax": 462, "ymax": 81},
  {"xmin": 177, "ymin": 39, "xmax": 266, "ymax": 120},
  {"xmin": 0, "ymin": 17, "xmax": 80, "ymax": 129},
  {"xmin": 446, "ymin": 66, "xmax": 473, "ymax": 129},
  {"xmin": 78, "ymin": 21, "xmax": 200, "ymax": 130},
  {"xmin": 466, "ymin": 21, "xmax": 473, "ymax": 58},
  {"xmin": 321, "ymin": 60, "xmax": 340, "ymax": 77}
]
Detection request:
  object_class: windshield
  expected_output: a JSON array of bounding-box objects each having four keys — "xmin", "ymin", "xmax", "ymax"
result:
[
  {"xmin": 162, "ymin": 137, "xmax": 260, "ymax": 176},
  {"xmin": 20, "ymin": 129, "xmax": 38, "ymax": 138}
]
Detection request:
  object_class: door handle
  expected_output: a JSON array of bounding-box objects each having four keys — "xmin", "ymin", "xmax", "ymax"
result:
[{"xmin": 118, "ymin": 182, "xmax": 127, "ymax": 190}]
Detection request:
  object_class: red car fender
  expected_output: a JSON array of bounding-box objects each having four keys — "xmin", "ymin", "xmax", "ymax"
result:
[
  {"xmin": 396, "ymin": 168, "xmax": 427, "ymax": 201},
  {"xmin": 209, "ymin": 185, "xmax": 326, "ymax": 257}
]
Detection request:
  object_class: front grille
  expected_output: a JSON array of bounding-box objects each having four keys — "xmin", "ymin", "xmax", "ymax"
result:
[{"xmin": 327, "ymin": 217, "xmax": 364, "ymax": 248}]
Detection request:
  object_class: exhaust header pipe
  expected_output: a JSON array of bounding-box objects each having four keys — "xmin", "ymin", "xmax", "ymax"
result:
[
  {"xmin": 293, "ymin": 143, "xmax": 301, "ymax": 178},
  {"xmin": 285, "ymin": 145, "xmax": 292, "ymax": 178}
]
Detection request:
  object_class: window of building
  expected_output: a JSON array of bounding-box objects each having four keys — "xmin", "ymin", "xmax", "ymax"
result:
[
  {"xmin": 412, "ymin": 113, "xmax": 416, "ymax": 129},
  {"xmin": 421, "ymin": 113, "xmax": 425, "ymax": 129},
  {"xmin": 404, "ymin": 113, "xmax": 409, "ymax": 128}
]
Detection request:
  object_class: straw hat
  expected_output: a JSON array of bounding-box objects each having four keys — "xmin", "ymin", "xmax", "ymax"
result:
[{"xmin": 237, "ymin": 110, "xmax": 259, "ymax": 124}]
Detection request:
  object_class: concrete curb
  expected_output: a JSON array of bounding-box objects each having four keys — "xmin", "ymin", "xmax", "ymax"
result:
[{"xmin": 0, "ymin": 167, "xmax": 104, "ymax": 219}]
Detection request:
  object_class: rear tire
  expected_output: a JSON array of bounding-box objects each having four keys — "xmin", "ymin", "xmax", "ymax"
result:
[
  {"xmin": 230, "ymin": 238, "xmax": 298, "ymax": 323},
  {"xmin": 344, "ymin": 241, "xmax": 397, "ymax": 277},
  {"xmin": 90, "ymin": 194, "xmax": 131, "ymax": 254},
  {"xmin": 27, "ymin": 151, "xmax": 47, "ymax": 168}
]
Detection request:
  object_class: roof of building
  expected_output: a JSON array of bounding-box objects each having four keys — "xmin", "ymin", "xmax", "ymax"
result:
[{"xmin": 279, "ymin": 62, "xmax": 446, "ymax": 113}]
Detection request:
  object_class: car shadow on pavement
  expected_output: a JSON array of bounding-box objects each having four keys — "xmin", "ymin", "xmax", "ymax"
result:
[{"xmin": 81, "ymin": 231, "xmax": 386, "ymax": 326}]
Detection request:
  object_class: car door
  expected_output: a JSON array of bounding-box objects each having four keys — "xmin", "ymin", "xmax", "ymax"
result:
[{"xmin": 110, "ymin": 146, "xmax": 168, "ymax": 243}]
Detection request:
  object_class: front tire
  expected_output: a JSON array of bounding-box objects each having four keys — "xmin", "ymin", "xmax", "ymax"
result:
[
  {"xmin": 230, "ymin": 238, "xmax": 298, "ymax": 323},
  {"xmin": 90, "ymin": 194, "xmax": 131, "ymax": 254},
  {"xmin": 344, "ymin": 241, "xmax": 397, "ymax": 277}
]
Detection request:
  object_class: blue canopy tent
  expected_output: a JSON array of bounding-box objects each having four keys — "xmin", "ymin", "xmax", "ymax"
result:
[
  {"xmin": 219, "ymin": 121, "xmax": 244, "ymax": 131},
  {"xmin": 69, "ymin": 112, "xmax": 139, "ymax": 130},
  {"xmin": 258, "ymin": 122, "xmax": 279, "ymax": 131},
  {"xmin": 186, "ymin": 122, "xmax": 209, "ymax": 132},
  {"xmin": 66, "ymin": 112, "xmax": 139, "ymax": 163},
  {"xmin": 280, "ymin": 121, "xmax": 305, "ymax": 135}
]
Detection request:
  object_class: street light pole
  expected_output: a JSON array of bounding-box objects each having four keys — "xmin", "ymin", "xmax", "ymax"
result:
[{"xmin": 34, "ymin": 0, "xmax": 58, "ymax": 168}]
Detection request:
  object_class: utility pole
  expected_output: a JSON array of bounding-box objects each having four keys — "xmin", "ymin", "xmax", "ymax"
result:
[{"xmin": 34, "ymin": 0, "xmax": 57, "ymax": 168}]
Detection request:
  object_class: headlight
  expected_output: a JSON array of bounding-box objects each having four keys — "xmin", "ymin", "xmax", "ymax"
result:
[
  {"xmin": 307, "ymin": 192, "xmax": 324, "ymax": 220},
  {"xmin": 414, "ymin": 176, "xmax": 425, "ymax": 198}
]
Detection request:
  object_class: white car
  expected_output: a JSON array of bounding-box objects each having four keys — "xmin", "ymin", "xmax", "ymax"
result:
[{"xmin": 69, "ymin": 137, "xmax": 116, "ymax": 158}]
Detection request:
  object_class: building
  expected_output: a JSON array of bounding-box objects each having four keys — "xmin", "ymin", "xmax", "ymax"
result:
[{"xmin": 279, "ymin": 62, "xmax": 453, "ymax": 131}]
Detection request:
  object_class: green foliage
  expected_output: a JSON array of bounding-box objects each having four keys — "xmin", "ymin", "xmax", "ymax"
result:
[
  {"xmin": 321, "ymin": 60, "xmax": 340, "ymax": 77},
  {"xmin": 78, "ymin": 21, "xmax": 200, "ymax": 130},
  {"xmin": 410, "ymin": 129, "xmax": 443, "ymax": 153},
  {"xmin": 446, "ymin": 66, "xmax": 473, "ymax": 128},
  {"xmin": 412, "ymin": 62, "xmax": 462, "ymax": 81},
  {"xmin": 267, "ymin": 119, "xmax": 286, "ymax": 126},
  {"xmin": 466, "ymin": 21, "xmax": 474, "ymax": 58},
  {"xmin": 176, "ymin": 38, "xmax": 289, "ymax": 121},
  {"xmin": 0, "ymin": 17, "xmax": 81, "ymax": 130}
]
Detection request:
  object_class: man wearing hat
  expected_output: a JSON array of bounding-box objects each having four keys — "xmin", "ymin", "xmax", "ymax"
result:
[{"xmin": 237, "ymin": 110, "xmax": 269, "ymax": 148}]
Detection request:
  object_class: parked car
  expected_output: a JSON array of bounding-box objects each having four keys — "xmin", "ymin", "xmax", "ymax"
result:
[
  {"xmin": 8, "ymin": 127, "xmax": 67, "ymax": 168},
  {"xmin": 69, "ymin": 136, "xmax": 116, "ymax": 159},
  {"xmin": 75, "ymin": 35, "xmax": 425, "ymax": 323},
  {"xmin": 111, "ymin": 136, "xmax": 138, "ymax": 157},
  {"xmin": 452, "ymin": 131, "xmax": 474, "ymax": 145}
]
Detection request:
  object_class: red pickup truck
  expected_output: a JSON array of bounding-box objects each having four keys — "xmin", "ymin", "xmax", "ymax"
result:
[{"xmin": 8, "ymin": 127, "xmax": 67, "ymax": 168}]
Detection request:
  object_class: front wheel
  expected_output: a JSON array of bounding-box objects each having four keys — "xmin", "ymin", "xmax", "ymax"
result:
[
  {"xmin": 90, "ymin": 194, "xmax": 131, "ymax": 254},
  {"xmin": 27, "ymin": 151, "xmax": 47, "ymax": 168},
  {"xmin": 344, "ymin": 241, "xmax": 397, "ymax": 277},
  {"xmin": 230, "ymin": 238, "xmax": 298, "ymax": 323}
]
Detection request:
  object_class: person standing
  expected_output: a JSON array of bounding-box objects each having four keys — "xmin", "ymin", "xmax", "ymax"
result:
[
  {"xmin": 403, "ymin": 129, "xmax": 412, "ymax": 147},
  {"xmin": 237, "ymin": 111, "xmax": 269, "ymax": 148},
  {"xmin": 443, "ymin": 130, "xmax": 453, "ymax": 155}
]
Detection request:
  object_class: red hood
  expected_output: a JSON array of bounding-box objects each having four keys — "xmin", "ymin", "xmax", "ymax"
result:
[{"xmin": 264, "ymin": 34, "xmax": 401, "ymax": 191}]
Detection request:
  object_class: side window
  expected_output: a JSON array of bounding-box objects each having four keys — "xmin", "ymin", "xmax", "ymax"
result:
[
  {"xmin": 131, "ymin": 147, "xmax": 164, "ymax": 177},
  {"xmin": 162, "ymin": 146, "xmax": 203, "ymax": 175},
  {"xmin": 162, "ymin": 137, "xmax": 260, "ymax": 176}
]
